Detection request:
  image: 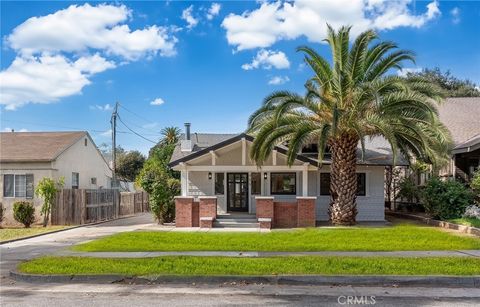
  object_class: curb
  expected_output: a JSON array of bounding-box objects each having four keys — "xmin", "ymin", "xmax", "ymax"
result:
[
  {"xmin": 0, "ymin": 215, "xmax": 138, "ymax": 245},
  {"xmin": 10, "ymin": 270, "xmax": 480, "ymax": 288},
  {"xmin": 386, "ymin": 211, "xmax": 480, "ymax": 237}
]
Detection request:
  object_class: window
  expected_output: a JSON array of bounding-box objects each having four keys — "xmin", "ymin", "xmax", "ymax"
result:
[
  {"xmin": 251, "ymin": 172, "xmax": 261, "ymax": 195},
  {"xmin": 3, "ymin": 174, "xmax": 34, "ymax": 198},
  {"xmin": 215, "ymin": 173, "xmax": 224, "ymax": 195},
  {"xmin": 72, "ymin": 172, "xmax": 79, "ymax": 189},
  {"xmin": 271, "ymin": 173, "xmax": 296, "ymax": 195},
  {"xmin": 91, "ymin": 177, "xmax": 97, "ymax": 185},
  {"xmin": 84, "ymin": 138, "xmax": 88, "ymax": 146},
  {"xmin": 320, "ymin": 173, "xmax": 366, "ymax": 196}
]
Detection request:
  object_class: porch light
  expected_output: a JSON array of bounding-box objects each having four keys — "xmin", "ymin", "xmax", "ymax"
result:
[
  {"xmin": 264, "ymin": 173, "xmax": 268, "ymax": 180},
  {"xmin": 208, "ymin": 172, "xmax": 212, "ymax": 180}
]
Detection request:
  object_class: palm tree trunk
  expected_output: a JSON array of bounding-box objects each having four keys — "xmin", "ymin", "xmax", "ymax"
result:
[{"xmin": 329, "ymin": 132, "xmax": 359, "ymax": 225}]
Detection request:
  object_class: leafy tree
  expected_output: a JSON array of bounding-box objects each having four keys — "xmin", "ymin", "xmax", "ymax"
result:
[
  {"xmin": 248, "ymin": 25, "xmax": 452, "ymax": 225},
  {"xmin": 136, "ymin": 143, "xmax": 180, "ymax": 224},
  {"xmin": 405, "ymin": 67, "xmax": 480, "ymax": 97},
  {"xmin": 149, "ymin": 126, "xmax": 181, "ymax": 157},
  {"xmin": 116, "ymin": 150, "xmax": 146, "ymax": 182},
  {"xmin": 35, "ymin": 177, "xmax": 64, "ymax": 227}
]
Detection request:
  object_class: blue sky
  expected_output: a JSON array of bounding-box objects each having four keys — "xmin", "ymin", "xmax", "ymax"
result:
[{"xmin": 1, "ymin": 1, "xmax": 479, "ymax": 154}]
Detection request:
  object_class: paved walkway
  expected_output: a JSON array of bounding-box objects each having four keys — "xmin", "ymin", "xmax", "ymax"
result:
[
  {"xmin": 0, "ymin": 213, "xmax": 154, "ymax": 279},
  {"xmin": 56, "ymin": 249, "xmax": 480, "ymax": 258}
]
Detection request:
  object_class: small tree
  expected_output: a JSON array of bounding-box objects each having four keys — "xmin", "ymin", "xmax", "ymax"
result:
[
  {"xmin": 471, "ymin": 170, "xmax": 480, "ymax": 205},
  {"xmin": 13, "ymin": 201, "xmax": 35, "ymax": 228},
  {"xmin": 116, "ymin": 150, "xmax": 146, "ymax": 182},
  {"xmin": 35, "ymin": 177, "xmax": 64, "ymax": 227}
]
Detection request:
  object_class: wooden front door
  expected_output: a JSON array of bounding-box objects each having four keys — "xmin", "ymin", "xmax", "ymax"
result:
[{"xmin": 227, "ymin": 173, "xmax": 248, "ymax": 212}]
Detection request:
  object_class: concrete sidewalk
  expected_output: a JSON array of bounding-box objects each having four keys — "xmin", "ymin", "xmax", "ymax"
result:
[{"xmin": 56, "ymin": 249, "xmax": 480, "ymax": 258}]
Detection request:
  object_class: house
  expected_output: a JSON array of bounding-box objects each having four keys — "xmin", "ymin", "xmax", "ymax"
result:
[
  {"xmin": 169, "ymin": 123, "xmax": 407, "ymax": 228},
  {"xmin": 0, "ymin": 131, "xmax": 111, "ymax": 226},
  {"xmin": 438, "ymin": 97, "xmax": 480, "ymax": 182}
]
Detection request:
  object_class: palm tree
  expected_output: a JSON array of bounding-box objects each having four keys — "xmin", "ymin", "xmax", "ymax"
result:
[
  {"xmin": 248, "ymin": 25, "xmax": 451, "ymax": 225},
  {"xmin": 161, "ymin": 126, "xmax": 181, "ymax": 145}
]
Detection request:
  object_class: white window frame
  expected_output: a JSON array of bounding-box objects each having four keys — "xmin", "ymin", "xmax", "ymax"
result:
[{"xmin": 3, "ymin": 174, "xmax": 34, "ymax": 199}]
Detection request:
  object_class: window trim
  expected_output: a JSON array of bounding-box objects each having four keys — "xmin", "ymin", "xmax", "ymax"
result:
[
  {"xmin": 270, "ymin": 172, "xmax": 297, "ymax": 195},
  {"xmin": 72, "ymin": 172, "xmax": 79, "ymax": 189},
  {"xmin": 319, "ymin": 172, "xmax": 369, "ymax": 197},
  {"xmin": 3, "ymin": 174, "xmax": 34, "ymax": 199}
]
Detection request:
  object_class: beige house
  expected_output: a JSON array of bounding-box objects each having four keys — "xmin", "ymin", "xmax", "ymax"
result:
[
  {"xmin": 169, "ymin": 124, "xmax": 407, "ymax": 226},
  {"xmin": 0, "ymin": 131, "xmax": 111, "ymax": 226}
]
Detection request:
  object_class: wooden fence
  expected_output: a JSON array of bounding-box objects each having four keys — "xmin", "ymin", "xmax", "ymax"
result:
[
  {"xmin": 51, "ymin": 189, "xmax": 148, "ymax": 225},
  {"xmin": 119, "ymin": 191, "xmax": 149, "ymax": 216}
]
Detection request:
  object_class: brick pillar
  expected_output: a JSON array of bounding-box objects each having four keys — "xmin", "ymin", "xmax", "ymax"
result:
[
  {"xmin": 174, "ymin": 196, "xmax": 194, "ymax": 227},
  {"xmin": 256, "ymin": 197, "xmax": 274, "ymax": 219},
  {"xmin": 296, "ymin": 197, "xmax": 316, "ymax": 227},
  {"xmin": 199, "ymin": 196, "xmax": 217, "ymax": 220}
]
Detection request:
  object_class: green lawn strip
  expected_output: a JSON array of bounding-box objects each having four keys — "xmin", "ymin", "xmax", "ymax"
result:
[
  {"xmin": 73, "ymin": 225, "xmax": 480, "ymax": 252},
  {"xmin": 448, "ymin": 218, "xmax": 480, "ymax": 228},
  {"xmin": 19, "ymin": 256, "xmax": 480, "ymax": 276},
  {"xmin": 0, "ymin": 226, "xmax": 69, "ymax": 242}
]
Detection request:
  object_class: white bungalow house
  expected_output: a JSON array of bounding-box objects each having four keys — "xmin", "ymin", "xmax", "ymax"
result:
[
  {"xmin": 0, "ymin": 131, "xmax": 111, "ymax": 226},
  {"xmin": 169, "ymin": 123, "xmax": 407, "ymax": 227}
]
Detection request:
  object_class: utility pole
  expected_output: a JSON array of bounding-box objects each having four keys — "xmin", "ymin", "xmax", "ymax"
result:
[{"xmin": 111, "ymin": 102, "xmax": 119, "ymax": 188}]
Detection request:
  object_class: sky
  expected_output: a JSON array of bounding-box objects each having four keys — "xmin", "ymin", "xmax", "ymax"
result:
[{"xmin": 1, "ymin": 0, "xmax": 480, "ymax": 155}]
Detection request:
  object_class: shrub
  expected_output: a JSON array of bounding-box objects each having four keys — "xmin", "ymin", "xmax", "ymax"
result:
[
  {"xmin": 422, "ymin": 177, "xmax": 474, "ymax": 220},
  {"xmin": 13, "ymin": 201, "xmax": 35, "ymax": 228},
  {"xmin": 0, "ymin": 202, "xmax": 4, "ymax": 228},
  {"xmin": 471, "ymin": 170, "xmax": 480, "ymax": 205},
  {"xmin": 463, "ymin": 205, "xmax": 480, "ymax": 219},
  {"xmin": 397, "ymin": 177, "xmax": 421, "ymax": 204}
]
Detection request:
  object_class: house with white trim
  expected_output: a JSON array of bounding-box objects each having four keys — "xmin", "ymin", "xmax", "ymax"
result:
[
  {"xmin": 169, "ymin": 123, "xmax": 406, "ymax": 228},
  {"xmin": 0, "ymin": 131, "xmax": 111, "ymax": 226}
]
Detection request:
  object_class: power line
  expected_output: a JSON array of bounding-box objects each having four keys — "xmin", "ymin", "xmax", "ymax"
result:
[
  {"xmin": 118, "ymin": 103, "xmax": 157, "ymax": 125},
  {"xmin": 117, "ymin": 114, "xmax": 158, "ymax": 144}
]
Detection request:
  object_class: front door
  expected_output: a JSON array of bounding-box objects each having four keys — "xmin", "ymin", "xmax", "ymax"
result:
[{"xmin": 227, "ymin": 173, "xmax": 248, "ymax": 212}]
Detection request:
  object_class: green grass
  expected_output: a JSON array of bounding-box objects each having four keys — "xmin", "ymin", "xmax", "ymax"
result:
[
  {"xmin": 0, "ymin": 226, "xmax": 69, "ymax": 242},
  {"xmin": 19, "ymin": 256, "xmax": 480, "ymax": 276},
  {"xmin": 73, "ymin": 225, "xmax": 480, "ymax": 252},
  {"xmin": 448, "ymin": 218, "xmax": 480, "ymax": 228}
]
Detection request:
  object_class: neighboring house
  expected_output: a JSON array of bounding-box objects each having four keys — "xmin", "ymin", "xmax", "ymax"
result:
[
  {"xmin": 169, "ymin": 124, "xmax": 407, "ymax": 224},
  {"xmin": 0, "ymin": 131, "xmax": 111, "ymax": 226},
  {"xmin": 438, "ymin": 97, "xmax": 480, "ymax": 182}
]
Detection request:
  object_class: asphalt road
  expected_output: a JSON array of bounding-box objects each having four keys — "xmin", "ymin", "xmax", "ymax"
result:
[{"xmin": 1, "ymin": 282, "xmax": 479, "ymax": 307}]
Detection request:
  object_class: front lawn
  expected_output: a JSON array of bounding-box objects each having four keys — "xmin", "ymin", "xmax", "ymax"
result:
[
  {"xmin": 73, "ymin": 225, "xmax": 480, "ymax": 252},
  {"xmin": 0, "ymin": 226, "xmax": 69, "ymax": 242},
  {"xmin": 19, "ymin": 256, "xmax": 480, "ymax": 276},
  {"xmin": 448, "ymin": 218, "xmax": 480, "ymax": 228}
]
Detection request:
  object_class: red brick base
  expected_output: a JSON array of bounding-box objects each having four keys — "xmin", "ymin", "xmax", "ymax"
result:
[
  {"xmin": 256, "ymin": 196, "xmax": 316, "ymax": 229},
  {"xmin": 175, "ymin": 196, "xmax": 216, "ymax": 228}
]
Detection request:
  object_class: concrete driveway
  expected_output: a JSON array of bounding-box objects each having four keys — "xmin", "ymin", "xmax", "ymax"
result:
[{"xmin": 0, "ymin": 213, "xmax": 154, "ymax": 279}]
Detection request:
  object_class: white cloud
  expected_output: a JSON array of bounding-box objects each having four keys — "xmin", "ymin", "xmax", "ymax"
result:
[
  {"xmin": 207, "ymin": 3, "xmax": 221, "ymax": 20},
  {"xmin": 182, "ymin": 5, "xmax": 199, "ymax": 29},
  {"xmin": 142, "ymin": 122, "xmax": 158, "ymax": 129},
  {"xmin": 100, "ymin": 129, "xmax": 112, "ymax": 137},
  {"xmin": 450, "ymin": 7, "xmax": 460, "ymax": 24},
  {"xmin": 242, "ymin": 49, "xmax": 290, "ymax": 70},
  {"xmin": 90, "ymin": 104, "xmax": 114, "ymax": 111},
  {"xmin": 3, "ymin": 127, "xmax": 29, "ymax": 132},
  {"xmin": 397, "ymin": 67, "xmax": 422, "ymax": 77},
  {"xmin": 268, "ymin": 75, "xmax": 290, "ymax": 85},
  {"xmin": 7, "ymin": 3, "xmax": 178, "ymax": 60},
  {"xmin": 0, "ymin": 54, "xmax": 115, "ymax": 110},
  {"xmin": 222, "ymin": 0, "xmax": 441, "ymax": 51},
  {"xmin": 150, "ymin": 98, "xmax": 165, "ymax": 106}
]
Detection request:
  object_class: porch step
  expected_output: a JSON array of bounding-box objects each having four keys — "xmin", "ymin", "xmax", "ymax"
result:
[{"xmin": 214, "ymin": 214, "xmax": 259, "ymax": 228}]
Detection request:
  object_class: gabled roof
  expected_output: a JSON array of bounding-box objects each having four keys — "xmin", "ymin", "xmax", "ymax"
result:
[
  {"xmin": 0, "ymin": 131, "xmax": 87, "ymax": 163},
  {"xmin": 452, "ymin": 134, "xmax": 480, "ymax": 154},
  {"xmin": 168, "ymin": 133, "xmax": 408, "ymax": 167}
]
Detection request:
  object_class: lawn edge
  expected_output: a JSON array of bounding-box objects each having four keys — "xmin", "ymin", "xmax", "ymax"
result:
[{"xmin": 10, "ymin": 270, "xmax": 480, "ymax": 288}]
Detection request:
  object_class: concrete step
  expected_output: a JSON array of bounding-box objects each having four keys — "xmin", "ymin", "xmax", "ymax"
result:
[
  {"xmin": 215, "ymin": 218, "xmax": 258, "ymax": 223},
  {"xmin": 213, "ymin": 220, "xmax": 260, "ymax": 228},
  {"xmin": 217, "ymin": 214, "xmax": 256, "ymax": 220}
]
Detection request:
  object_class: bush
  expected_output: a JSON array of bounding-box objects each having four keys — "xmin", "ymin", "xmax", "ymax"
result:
[
  {"xmin": 397, "ymin": 177, "xmax": 421, "ymax": 204},
  {"xmin": 422, "ymin": 177, "xmax": 474, "ymax": 220},
  {"xmin": 0, "ymin": 202, "xmax": 4, "ymax": 228},
  {"xmin": 13, "ymin": 201, "xmax": 35, "ymax": 228},
  {"xmin": 463, "ymin": 205, "xmax": 480, "ymax": 219},
  {"xmin": 471, "ymin": 170, "xmax": 480, "ymax": 205}
]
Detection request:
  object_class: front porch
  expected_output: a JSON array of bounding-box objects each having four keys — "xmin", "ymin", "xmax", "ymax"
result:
[{"xmin": 174, "ymin": 195, "xmax": 316, "ymax": 229}]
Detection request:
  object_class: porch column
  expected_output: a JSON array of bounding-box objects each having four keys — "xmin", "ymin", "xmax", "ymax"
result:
[{"xmin": 302, "ymin": 163, "xmax": 309, "ymax": 196}]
